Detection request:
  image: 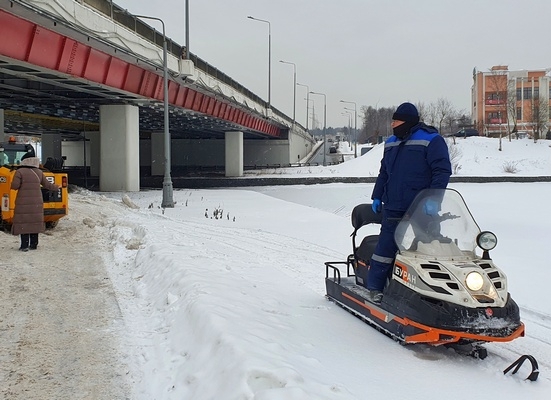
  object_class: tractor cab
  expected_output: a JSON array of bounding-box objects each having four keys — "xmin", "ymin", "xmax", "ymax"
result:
[{"xmin": 0, "ymin": 137, "xmax": 36, "ymax": 166}]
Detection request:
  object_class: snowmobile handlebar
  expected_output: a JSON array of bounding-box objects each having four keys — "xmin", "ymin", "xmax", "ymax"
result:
[
  {"xmin": 388, "ymin": 212, "xmax": 459, "ymax": 222},
  {"xmin": 433, "ymin": 212, "xmax": 460, "ymax": 222}
]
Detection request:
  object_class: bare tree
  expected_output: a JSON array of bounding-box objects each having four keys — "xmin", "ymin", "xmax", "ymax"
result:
[
  {"xmin": 423, "ymin": 102, "xmax": 438, "ymax": 127},
  {"xmin": 526, "ymin": 95, "xmax": 549, "ymax": 142},
  {"xmin": 434, "ymin": 97, "xmax": 455, "ymax": 134},
  {"xmin": 444, "ymin": 111, "xmax": 460, "ymax": 135},
  {"xmin": 506, "ymin": 80, "xmax": 518, "ymax": 141},
  {"xmin": 486, "ymin": 68, "xmax": 509, "ymax": 150},
  {"xmin": 416, "ymin": 101, "xmax": 427, "ymax": 122},
  {"xmin": 444, "ymin": 111, "xmax": 468, "ymax": 144},
  {"xmin": 360, "ymin": 105, "xmax": 394, "ymax": 144},
  {"xmin": 359, "ymin": 105, "xmax": 378, "ymax": 144}
]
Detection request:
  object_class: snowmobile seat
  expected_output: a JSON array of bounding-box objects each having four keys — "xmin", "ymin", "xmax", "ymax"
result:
[
  {"xmin": 351, "ymin": 203, "xmax": 383, "ymax": 231},
  {"xmin": 350, "ymin": 204, "xmax": 382, "ymax": 286},
  {"xmin": 356, "ymin": 235, "xmax": 379, "ymax": 264}
]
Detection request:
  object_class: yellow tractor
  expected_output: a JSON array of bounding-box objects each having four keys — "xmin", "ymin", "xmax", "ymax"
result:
[{"xmin": 0, "ymin": 138, "xmax": 68, "ymax": 231}]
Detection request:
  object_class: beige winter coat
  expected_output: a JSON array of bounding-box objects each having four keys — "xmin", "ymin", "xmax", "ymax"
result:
[{"xmin": 10, "ymin": 157, "xmax": 60, "ymax": 235}]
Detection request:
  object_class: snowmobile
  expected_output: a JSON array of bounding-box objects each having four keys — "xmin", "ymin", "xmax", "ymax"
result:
[{"xmin": 325, "ymin": 188, "xmax": 526, "ymax": 360}]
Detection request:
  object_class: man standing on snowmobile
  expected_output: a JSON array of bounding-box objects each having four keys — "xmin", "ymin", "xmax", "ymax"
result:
[{"xmin": 367, "ymin": 102, "xmax": 451, "ymax": 303}]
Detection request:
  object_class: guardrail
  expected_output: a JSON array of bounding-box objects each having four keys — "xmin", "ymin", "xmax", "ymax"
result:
[{"xmin": 79, "ymin": 0, "xmax": 294, "ymax": 125}]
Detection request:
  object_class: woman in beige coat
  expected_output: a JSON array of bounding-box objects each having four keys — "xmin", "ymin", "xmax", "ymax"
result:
[{"xmin": 11, "ymin": 157, "xmax": 60, "ymax": 251}]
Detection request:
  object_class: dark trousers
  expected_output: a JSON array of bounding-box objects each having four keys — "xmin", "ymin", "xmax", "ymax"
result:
[
  {"xmin": 366, "ymin": 209, "xmax": 404, "ymax": 291},
  {"xmin": 20, "ymin": 233, "xmax": 39, "ymax": 249}
]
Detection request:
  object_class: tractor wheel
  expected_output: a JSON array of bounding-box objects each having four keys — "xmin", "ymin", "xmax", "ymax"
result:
[
  {"xmin": 0, "ymin": 220, "xmax": 11, "ymax": 233},
  {"xmin": 45, "ymin": 221, "xmax": 58, "ymax": 229}
]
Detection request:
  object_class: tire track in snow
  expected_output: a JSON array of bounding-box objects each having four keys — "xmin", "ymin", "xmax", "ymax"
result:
[{"xmin": 131, "ymin": 211, "xmax": 343, "ymax": 295}]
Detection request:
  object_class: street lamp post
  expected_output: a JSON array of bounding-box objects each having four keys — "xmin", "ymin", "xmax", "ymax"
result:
[
  {"xmin": 343, "ymin": 106, "xmax": 355, "ymax": 145},
  {"xmin": 342, "ymin": 111, "xmax": 352, "ymax": 146},
  {"xmin": 184, "ymin": 0, "xmax": 189, "ymax": 59},
  {"xmin": 134, "ymin": 14, "xmax": 174, "ymax": 207},
  {"xmin": 308, "ymin": 98, "xmax": 315, "ymax": 130},
  {"xmin": 296, "ymin": 82, "xmax": 309, "ymax": 131},
  {"xmin": 340, "ymin": 100, "xmax": 357, "ymax": 158},
  {"xmin": 247, "ymin": 16, "xmax": 271, "ymax": 110},
  {"xmin": 279, "ymin": 60, "xmax": 296, "ymax": 125},
  {"xmin": 310, "ymin": 91, "xmax": 327, "ymax": 166}
]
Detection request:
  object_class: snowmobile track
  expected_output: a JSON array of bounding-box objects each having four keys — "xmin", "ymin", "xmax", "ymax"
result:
[{"xmin": 326, "ymin": 295, "xmax": 491, "ymax": 359}]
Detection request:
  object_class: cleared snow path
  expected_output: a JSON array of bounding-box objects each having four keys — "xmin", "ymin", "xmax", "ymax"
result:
[{"xmin": 0, "ymin": 191, "xmax": 131, "ymax": 399}]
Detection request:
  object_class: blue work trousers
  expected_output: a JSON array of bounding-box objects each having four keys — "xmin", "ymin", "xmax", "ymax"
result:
[{"xmin": 366, "ymin": 209, "xmax": 404, "ymax": 291}]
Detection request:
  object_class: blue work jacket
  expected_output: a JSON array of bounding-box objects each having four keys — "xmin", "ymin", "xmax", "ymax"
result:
[{"xmin": 372, "ymin": 124, "xmax": 451, "ymax": 211}]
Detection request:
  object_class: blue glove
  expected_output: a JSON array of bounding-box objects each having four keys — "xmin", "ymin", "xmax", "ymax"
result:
[
  {"xmin": 372, "ymin": 199, "xmax": 382, "ymax": 214},
  {"xmin": 423, "ymin": 199, "xmax": 439, "ymax": 216}
]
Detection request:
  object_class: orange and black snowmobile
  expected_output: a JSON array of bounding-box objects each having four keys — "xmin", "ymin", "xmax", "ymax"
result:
[{"xmin": 325, "ymin": 188, "xmax": 532, "ymax": 370}]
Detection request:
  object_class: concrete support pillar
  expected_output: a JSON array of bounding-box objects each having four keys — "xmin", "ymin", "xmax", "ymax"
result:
[
  {"xmin": 99, "ymin": 104, "xmax": 140, "ymax": 191},
  {"xmin": 40, "ymin": 133, "xmax": 62, "ymax": 161},
  {"xmin": 225, "ymin": 131, "xmax": 243, "ymax": 177},
  {"xmin": 85, "ymin": 131, "xmax": 101, "ymax": 176},
  {"xmin": 151, "ymin": 132, "xmax": 164, "ymax": 176}
]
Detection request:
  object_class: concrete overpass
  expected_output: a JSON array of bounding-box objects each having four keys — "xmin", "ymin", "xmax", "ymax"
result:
[{"xmin": 0, "ymin": 0, "xmax": 315, "ymax": 191}]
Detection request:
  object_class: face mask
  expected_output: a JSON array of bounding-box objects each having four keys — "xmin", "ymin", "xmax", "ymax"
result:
[{"xmin": 393, "ymin": 121, "xmax": 417, "ymax": 139}]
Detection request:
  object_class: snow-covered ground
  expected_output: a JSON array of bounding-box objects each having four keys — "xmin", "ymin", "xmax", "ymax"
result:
[{"xmin": 4, "ymin": 137, "xmax": 551, "ymax": 399}]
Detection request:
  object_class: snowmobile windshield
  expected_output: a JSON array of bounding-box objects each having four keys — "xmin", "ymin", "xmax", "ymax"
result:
[{"xmin": 394, "ymin": 188, "xmax": 481, "ymax": 260}]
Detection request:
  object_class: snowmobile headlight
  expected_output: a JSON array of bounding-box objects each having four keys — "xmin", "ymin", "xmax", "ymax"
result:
[
  {"xmin": 465, "ymin": 271, "xmax": 484, "ymax": 291},
  {"xmin": 476, "ymin": 231, "xmax": 497, "ymax": 251}
]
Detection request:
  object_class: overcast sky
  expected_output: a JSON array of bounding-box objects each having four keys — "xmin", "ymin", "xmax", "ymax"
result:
[{"xmin": 113, "ymin": 0, "xmax": 551, "ymax": 128}]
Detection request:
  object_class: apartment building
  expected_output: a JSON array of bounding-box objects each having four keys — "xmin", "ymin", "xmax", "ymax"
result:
[{"xmin": 471, "ymin": 65, "xmax": 551, "ymax": 138}]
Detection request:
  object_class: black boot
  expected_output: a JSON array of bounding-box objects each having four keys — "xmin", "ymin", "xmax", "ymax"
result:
[
  {"xmin": 29, "ymin": 233, "xmax": 38, "ymax": 250},
  {"xmin": 20, "ymin": 234, "xmax": 30, "ymax": 251}
]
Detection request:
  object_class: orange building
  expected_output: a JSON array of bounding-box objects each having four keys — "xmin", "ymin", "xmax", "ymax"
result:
[{"xmin": 471, "ymin": 66, "xmax": 551, "ymax": 138}]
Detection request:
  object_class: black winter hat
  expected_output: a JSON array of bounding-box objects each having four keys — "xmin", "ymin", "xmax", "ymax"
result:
[{"xmin": 392, "ymin": 102, "xmax": 420, "ymax": 123}]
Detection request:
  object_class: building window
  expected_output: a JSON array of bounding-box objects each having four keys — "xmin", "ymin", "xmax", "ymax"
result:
[
  {"xmin": 523, "ymin": 87, "xmax": 532, "ymax": 99},
  {"xmin": 486, "ymin": 92, "xmax": 505, "ymax": 105},
  {"xmin": 517, "ymin": 107, "xmax": 522, "ymax": 120},
  {"xmin": 516, "ymin": 88, "xmax": 522, "ymax": 101},
  {"xmin": 534, "ymin": 87, "xmax": 539, "ymax": 99},
  {"xmin": 487, "ymin": 112, "xmax": 503, "ymax": 124}
]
